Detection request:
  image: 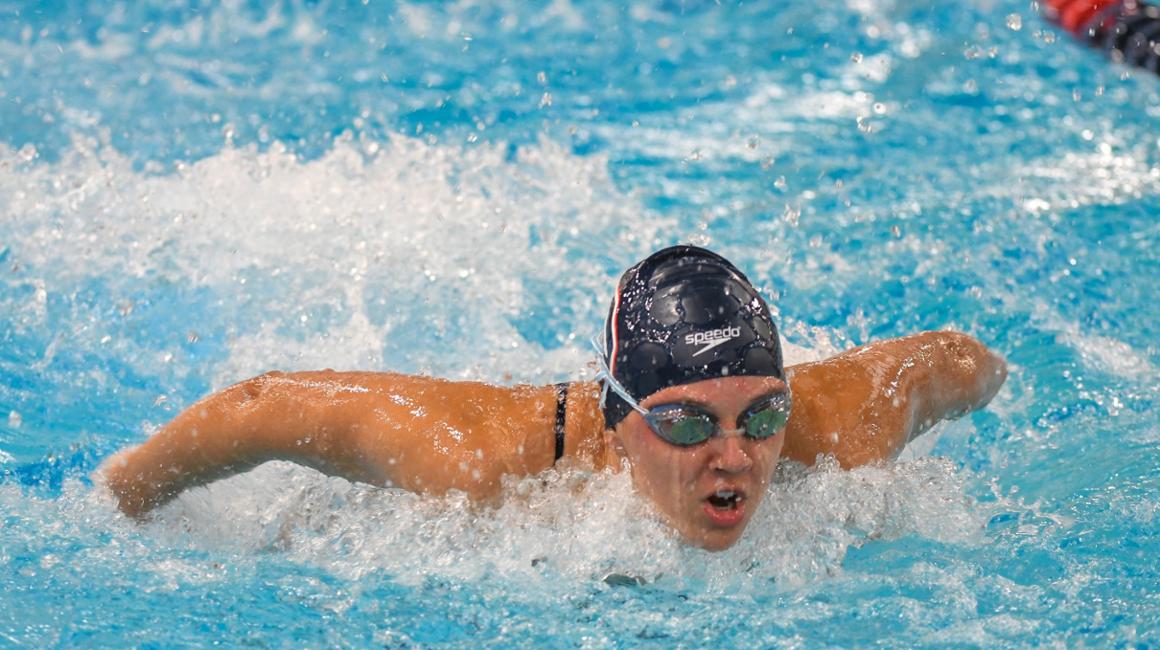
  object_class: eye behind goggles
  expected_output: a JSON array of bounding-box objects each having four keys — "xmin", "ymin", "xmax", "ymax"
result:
[{"xmin": 642, "ymin": 392, "xmax": 792, "ymax": 447}]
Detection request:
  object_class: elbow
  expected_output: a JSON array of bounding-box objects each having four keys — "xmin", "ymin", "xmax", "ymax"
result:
[
  {"xmin": 234, "ymin": 371, "xmax": 287, "ymax": 403},
  {"xmin": 938, "ymin": 331, "xmax": 1007, "ymax": 409},
  {"xmin": 963, "ymin": 333, "xmax": 1007, "ymax": 404}
]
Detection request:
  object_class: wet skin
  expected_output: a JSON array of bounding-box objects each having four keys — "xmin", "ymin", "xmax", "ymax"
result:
[
  {"xmin": 606, "ymin": 375, "xmax": 788, "ymax": 551},
  {"xmin": 101, "ymin": 331, "xmax": 1008, "ymax": 550}
]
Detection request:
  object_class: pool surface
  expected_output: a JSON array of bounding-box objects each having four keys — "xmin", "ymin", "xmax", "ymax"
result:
[{"xmin": 1, "ymin": 0, "xmax": 1158, "ymax": 647}]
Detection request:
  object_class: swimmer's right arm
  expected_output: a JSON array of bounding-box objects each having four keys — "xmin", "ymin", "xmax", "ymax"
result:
[{"xmin": 99, "ymin": 371, "xmax": 564, "ymax": 519}]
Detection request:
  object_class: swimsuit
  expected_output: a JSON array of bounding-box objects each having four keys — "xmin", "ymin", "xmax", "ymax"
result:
[{"xmin": 554, "ymin": 382, "xmax": 568, "ymax": 462}]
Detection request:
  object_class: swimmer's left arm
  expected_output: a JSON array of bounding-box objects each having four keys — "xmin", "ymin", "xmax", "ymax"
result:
[{"xmin": 780, "ymin": 331, "xmax": 1007, "ymax": 467}]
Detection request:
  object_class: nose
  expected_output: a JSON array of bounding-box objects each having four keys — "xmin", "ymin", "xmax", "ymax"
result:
[{"xmin": 709, "ymin": 428, "xmax": 753, "ymax": 473}]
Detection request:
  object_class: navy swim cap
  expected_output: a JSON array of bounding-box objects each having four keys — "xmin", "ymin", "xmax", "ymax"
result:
[{"xmin": 600, "ymin": 245, "xmax": 784, "ymax": 428}]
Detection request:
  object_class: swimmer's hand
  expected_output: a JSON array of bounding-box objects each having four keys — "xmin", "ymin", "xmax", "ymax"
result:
[
  {"xmin": 781, "ymin": 331, "xmax": 1007, "ymax": 467},
  {"xmin": 98, "ymin": 372, "xmax": 564, "ymax": 519}
]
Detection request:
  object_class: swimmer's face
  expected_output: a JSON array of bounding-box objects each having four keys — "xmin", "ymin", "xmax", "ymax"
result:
[{"xmin": 607, "ymin": 375, "xmax": 788, "ymax": 551}]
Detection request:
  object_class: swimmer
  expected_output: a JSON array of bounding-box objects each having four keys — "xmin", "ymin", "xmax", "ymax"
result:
[{"xmin": 100, "ymin": 245, "xmax": 1007, "ymax": 551}]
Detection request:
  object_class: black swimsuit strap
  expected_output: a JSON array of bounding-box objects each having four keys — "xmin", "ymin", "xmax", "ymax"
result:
[{"xmin": 554, "ymin": 383, "xmax": 568, "ymax": 463}]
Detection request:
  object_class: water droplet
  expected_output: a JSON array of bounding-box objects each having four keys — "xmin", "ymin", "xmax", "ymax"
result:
[
  {"xmin": 782, "ymin": 204, "xmax": 801, "ymax": 227},
  {"xmin": 1006, "ymin": 13, "xmax": 1022, "ymax": 31},
  {"xmin": 850, "ymin": 52, "xmax": 863, "ymax": 63},
  {"xmin": 8, "ymin": 411, "xmax": 22, "ymax": 428},
  {"xmin": 539, "ymin": 92, "xmax": 552, "ymax": 108}
]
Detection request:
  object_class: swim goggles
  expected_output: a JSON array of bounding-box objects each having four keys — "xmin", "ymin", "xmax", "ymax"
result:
[{"xmin": 593, "ymin": 336, "xmax": 792, "ymax": 447}]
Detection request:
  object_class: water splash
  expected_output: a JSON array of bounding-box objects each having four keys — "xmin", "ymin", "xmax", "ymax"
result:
[
  {"xmin": 75, "ymin": 454, "xmax": 992, "ymax": 594},
  {"xmin": 0, "ymin": 134, "xmax": 673, "ymax": 391}
]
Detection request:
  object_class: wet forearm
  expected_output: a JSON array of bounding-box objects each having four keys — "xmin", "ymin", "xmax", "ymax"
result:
[
  {"xmin": 100, "ymin": 372, "xmax": 370, "ymax": 518},
  {"xmin": 101, "ymin": 382, "xmax": 270, "ymax": 517},
  {"xmin": 904, "ymin": 331, "xmax": 1007, "ymax": 441},
  {"xmin": 781, "ymin": 331, "xmax": 1007, "ymax": 467}
]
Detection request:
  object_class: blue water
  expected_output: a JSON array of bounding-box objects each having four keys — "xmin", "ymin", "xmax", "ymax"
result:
[{"xmin": 2, "ymin": 0, "xmax": 1158, "ymax": 646}]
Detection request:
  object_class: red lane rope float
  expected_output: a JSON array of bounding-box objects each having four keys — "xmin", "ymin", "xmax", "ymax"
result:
[
  {"xmin": 1044, "ymin": 0, "xmax": 1121, "ymax": 33},
  {"xmin": 1042, "ymin": 0, "xmax": 1160, "ymax": 74}
]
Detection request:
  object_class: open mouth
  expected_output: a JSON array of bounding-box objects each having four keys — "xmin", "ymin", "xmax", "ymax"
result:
[{"xmin": 706, "ymin": 489, "xmax": 743, "ymax": 511}]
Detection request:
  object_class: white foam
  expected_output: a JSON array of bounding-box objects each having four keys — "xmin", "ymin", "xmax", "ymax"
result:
[
  {"xmin": 0, "ymin": 135, "xmax": 673, "ymax": 386},
  {"xmin": 1017, "ymin": 297, "xmax": 1156, "ymax": 381},
  {"xmin": 86, "ymin": 454, "xmax": 990, "ymax": 592},
  {"xmin": 1062, "ymin": 329, "xmax": 1155, "ymax": 381},
  {"xmin": 999, "ymin": 148, "xmax": 1159, "ymax": 214}
]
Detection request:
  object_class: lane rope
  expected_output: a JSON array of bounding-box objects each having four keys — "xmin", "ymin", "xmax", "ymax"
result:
[{"xmin": 1042, "ymin": 0, "xmax": 1160, "ymax": 74}]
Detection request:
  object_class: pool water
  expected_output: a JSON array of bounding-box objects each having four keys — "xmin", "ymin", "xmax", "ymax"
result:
[{"xmin": 1, "ymin": 0, "xmax": 1158, "ymax": 646}]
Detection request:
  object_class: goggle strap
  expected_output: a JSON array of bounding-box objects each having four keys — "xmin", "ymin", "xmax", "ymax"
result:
[{"xmin": 591, "ymin": 335, "xmax": 648, "ymax": 416}]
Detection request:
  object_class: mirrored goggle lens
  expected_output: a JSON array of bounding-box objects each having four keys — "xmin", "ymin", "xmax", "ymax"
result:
[
  {"xmin": 645, "ymin": 407, "xmax": 717, "ymax": 446},
  {"xmin": 741, "ymin": 397, "xmax": 791, "ymax": 439}
]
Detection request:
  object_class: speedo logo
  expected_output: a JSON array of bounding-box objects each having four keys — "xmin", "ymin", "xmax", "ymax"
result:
[{"xmin": 685, "ymin": 326, "xmax": 741, "ymax": 357}]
